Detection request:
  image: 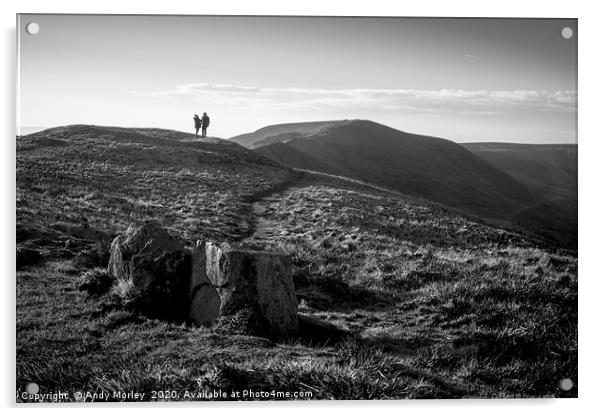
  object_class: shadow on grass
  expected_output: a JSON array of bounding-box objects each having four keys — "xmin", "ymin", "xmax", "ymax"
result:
[
  {"xmin": 288, "ymin": 314, "xmax": 352, "ymax": 347},
  {"xmin": 197, "ymin": 339, "xmax": 472, "ymax": 400},
  {"xmin": 294, "ymin": 269, "xmax": 399, "ymax": 313}
]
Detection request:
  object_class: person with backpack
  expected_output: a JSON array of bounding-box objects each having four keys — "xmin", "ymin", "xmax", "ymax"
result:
[
  {"xmin": 193, "ymin": 114, "xmax": 202, "ymax": 138},
  {"xmin": 201, "ymin": 112, "xmax": 210, "ymax": 138}
]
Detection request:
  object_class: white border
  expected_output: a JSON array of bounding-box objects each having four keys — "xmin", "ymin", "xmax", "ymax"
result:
[{"xmin": 2, "ymin": 1, "xmax": 600, "ymax": 415}]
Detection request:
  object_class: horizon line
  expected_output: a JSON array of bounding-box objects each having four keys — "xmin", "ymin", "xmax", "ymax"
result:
[{"xmin": 16, "ymin": 123, "xmax": 578, "ymax": 145}]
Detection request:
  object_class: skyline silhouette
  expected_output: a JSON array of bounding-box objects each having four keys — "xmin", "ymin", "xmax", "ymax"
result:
[{"xmin": 18, "ymin": 15, "xmax": 576, "ymax": 143}]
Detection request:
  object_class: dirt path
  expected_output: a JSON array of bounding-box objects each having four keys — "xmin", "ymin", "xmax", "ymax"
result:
[
  {"xmin": 242, "ymin": 195, "xmax": 284, "ymax": 244},
  {"xmin": 231, "ymin": 170, "xmax": 309, "ymax": 244},
  {"xmin": 230, "ymin": 167, "xmax": 406, "ymax": 245}
]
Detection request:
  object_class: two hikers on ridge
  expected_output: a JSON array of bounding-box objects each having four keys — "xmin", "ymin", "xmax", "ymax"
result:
[{"xmin": 193, "ymin": 112, "xmax": 210, "ymax": 138}]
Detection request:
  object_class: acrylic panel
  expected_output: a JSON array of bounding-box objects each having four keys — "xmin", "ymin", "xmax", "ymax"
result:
[{"xmin": 16, "ymin": 14, "xmax": 577, "ymax": 402}]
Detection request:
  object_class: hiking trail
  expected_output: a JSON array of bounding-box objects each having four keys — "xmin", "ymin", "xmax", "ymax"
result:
[
  {"xmin": 229, "ymin": 170, "xmax": 309, "ymax": 244},
  {"xmin": 229, "ymin": 168, "xmax": 403, "ymax": 245}
]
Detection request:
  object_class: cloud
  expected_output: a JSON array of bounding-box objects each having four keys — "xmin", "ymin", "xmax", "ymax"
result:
[{"xmin": 128, "ymin": 84, "xmax": 577, "ymax": 115}]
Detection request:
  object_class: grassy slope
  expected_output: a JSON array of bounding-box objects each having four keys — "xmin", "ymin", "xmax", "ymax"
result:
[
  {"xmin": 229, "ymin": 120, "xmax": 343, "ymax": 148},
  {"xmin": 461, "ymin": 143, "xmax": 577, "ymax": 248},
  {"xmin": 17, "ymin": 125, "xmax": 291, "ymax": 248},
  {"xmin": 253, "ymin": 142, "xmax": 344, "ymax": 176},
  {"xmin": 460, "ymin": 142, "xmax": 577, "ymax": 202},
  {"xmin": 253, "ymin": 120, "xmax": 541, "ymax": 223},
  {"xmin": 16, "ymin": 126, "xmax": 577, "ymax": 401}
]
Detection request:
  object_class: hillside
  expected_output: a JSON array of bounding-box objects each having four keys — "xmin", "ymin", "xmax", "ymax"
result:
[
  {"xmin": 16, "ymin": 125, "xmax": 291, "ymax": 249},
  {"xmin": 461, "ymin": 142, "xmax": 577, "ymax": 203},
  {"xmin": 252, "ymin": 120, "xmax": 541, "ymax": 224},
  {"xmin": 230, "ymin": 120, "xmax": 343, "ymax": 149},
  {"xmin": 462, "ymin": 142, "xmax": 577, "ymax": 248},
  {"xmin": 16, "ymin": 125, "xmax": 577, "ymax": 400},
  {"xmin": 253, "ymin": 141, "xmax": 344, "ymax": 175}
]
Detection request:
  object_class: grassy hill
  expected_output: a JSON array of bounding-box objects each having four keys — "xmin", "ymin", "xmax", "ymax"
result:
[
  {"xmin": 253, "ymin": 120, "xmax": 541, "ymax": 223},
  {"xmin": 230, "ymin": 120, "xmax": 343, "ymax": 149},
  {"xmin": 252, "ymin": 141, "xmax": 345, "ymax": 176},
  {"xmin": 462, "ymin": 142, "xmax": 577, "ymax": 248},
  {"xmin": 17, "ymin": 124, "xmax": 291, "ymax": 249},
  {"xmin": 461, "ymin": 142, "xmax": 577, "ymax": 203},
  {"xmin": 16, "ymin": 125, "xmax": 577, "ymax": 400}
]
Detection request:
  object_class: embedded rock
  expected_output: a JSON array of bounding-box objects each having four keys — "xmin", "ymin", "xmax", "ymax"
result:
[
  {"xmin": 189, "ymin": 241, "xmax": 298, "ymax": 334},
  {"xmin": 188, "ymin": 241, "xmax": 221, "ymax": 325},
  {"xmin": 108, "ymin": 221, "xmax": 191, "ymax": 320}
]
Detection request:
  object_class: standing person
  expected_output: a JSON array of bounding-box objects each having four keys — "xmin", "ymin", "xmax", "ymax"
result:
[
  {"xmin": 193, "ymin": 114, "xmax": 202, "ymax": 138},
  {"xmin": 201, "ymin": 112, "xmax": 210, "ymax": 138}
]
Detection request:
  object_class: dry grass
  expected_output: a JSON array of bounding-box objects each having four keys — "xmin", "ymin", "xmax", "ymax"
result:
[{"xmin": 16, "ymin": 126, "xmax": 577, "ymax": 401}]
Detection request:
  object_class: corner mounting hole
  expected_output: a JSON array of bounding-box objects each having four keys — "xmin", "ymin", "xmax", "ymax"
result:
[
  {"xmin": 561, "ymin": 26, "xmax": 574, "ymax": 40},
  {"xmin": 26, "ymin": 22, "xmax": 40, "ymax": 35},
  {"xmin": 559, "ymin": 378, "xmax": 574, "ymax": 391}
]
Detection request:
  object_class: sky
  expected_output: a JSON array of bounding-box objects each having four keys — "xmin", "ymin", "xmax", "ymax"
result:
[{"xmin": 17, "ymin": 15, "xmax": 577, "ymax": 143}]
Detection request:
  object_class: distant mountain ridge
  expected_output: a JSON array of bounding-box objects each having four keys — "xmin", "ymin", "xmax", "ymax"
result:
[
  {"xmin": 230, "ymin": 120, "xmax": 344, "ymax": 148},
  {"xmin": 250, "ymin": 120, "xmax": 541, "ymax": 222},
  {"xmin": 237, "ymin": 119, "xmax": 576, "ymax": 247},
  {"xmin": 461, "ymin": 141, "xmax": 577, "ymax": 248},
  {"xmin": 461, "ymin": 142, "xmax": 577, "ymax": 203}
]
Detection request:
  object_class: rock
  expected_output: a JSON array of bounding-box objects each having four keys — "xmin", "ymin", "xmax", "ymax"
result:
[
  {"xmin": 189, "ymin": 241, "xmax": 298, "ymax": 334},
  {"xmin": 107, "ymin": 222, "xmax": 191, "ymax": 321},
  {"xmin": 188, "ymin": 241, "xmax": 221, "ymax": 325}
]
